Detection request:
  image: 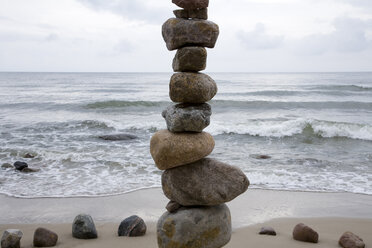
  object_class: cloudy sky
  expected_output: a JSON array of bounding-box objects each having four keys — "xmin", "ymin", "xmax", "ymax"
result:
[{"xmin": 0, "ymin": 0, "xmax": 371, "ymax": 72}]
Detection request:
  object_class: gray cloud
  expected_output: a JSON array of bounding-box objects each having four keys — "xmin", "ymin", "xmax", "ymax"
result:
[
  {"xmin": 77, "ymin": 0, "xmax": 169, "ymax": 23},
  {"xmin": 238, "ymin": 23, "xmax": 284, "ymax": 50}
]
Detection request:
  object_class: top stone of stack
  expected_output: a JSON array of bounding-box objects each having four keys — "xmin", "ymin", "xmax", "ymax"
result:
[{"xmin": 172, "ymin": 0, "xmax": 209, "ymax": 10}]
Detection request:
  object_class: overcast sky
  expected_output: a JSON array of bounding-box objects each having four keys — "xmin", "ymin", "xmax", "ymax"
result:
[{"xmin": 0, "ymin": 0, "xmax": 371, "ymax": 72}]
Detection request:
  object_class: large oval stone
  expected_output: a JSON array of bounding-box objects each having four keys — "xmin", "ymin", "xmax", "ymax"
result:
[
  {"xmin": 150, "ymin": 130, "xmax": 214, "ymax": 170},
  {"xmin": 172, "ymin": 0, "xmax": 209, "ymax": 10},
  {"xmin": 162, "ymin": 158, "xmax": 249, "ymax": 206},
  {"xmin": 173, "ymin": 47, "xmax": 207, "ymax": 72},
  {"xmin": 162, "ymin": 103, "xmax": 211, "ymax": 132},
  {"xmin": 33, "ymin": 227, "xmax": 58, "ymax": 247},
  {"xmin": 162, "ymin": 18, "xmax": 219, "ymax": 51},
  {"xmin": 170, "ymin": 73, "xmax": 217, "ymax": 103},
  {"xmin": 72, "ymin": 214, "xmax": 97, "ymax": 239},
  {"xmin": 157, "ymin": 204, "xmax": 231, "ymax": 248}
]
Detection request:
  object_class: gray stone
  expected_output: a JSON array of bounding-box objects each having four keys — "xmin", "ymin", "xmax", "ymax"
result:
[
  {"xmin": 162, "ymin": 158, "xmax": 249, "ymax": 206},
  {"xmin": 339, "ymin": 232, "xmax": 365, "ymax": 248},
  {"xmin": 99, "ymin": 134, "xmax": 137, "ymax": 141},
  {"xmin": 21, "ymin": 167, "xmax": 40, "ymax": 173},
  {"xmin": 259, "ymin": 227, "xmax": 277, "ymax": 236},
  {"xmin": 170, "ymin": 73, "xmax": 217, "ymax": 103},
  {"xmin": 157, "ymin": 204, "xmax": 231, "ymax": 248},
  {"xmin": 173, "ymin": 8, "xmax": 208, "ymax": 20},
  {"xmin": 33, "ymin": 227, "xmax": 58, "ymax": 247},
  {"xmin": 172, "ymin": 0, "xmax": 209, "ymax": 10},
  {"xmin": 13, "ymin": 161, "xmax": 28, "ymax": 171},
  {"xmin": 1, "ymin": 163, "xmax": 13, "ymax": 169},
  {"xmin": 118, "ymin": 215, "xmax": 147, "ymax": 237},
  {"xmin": 72, "ymin": 214, "xmax": 97, "ymax": 239},
  {"xmin": 162, "ymin": 18, "xmax": 219, "ymax": 51},
  {"xmin": 293, "ymin": 223, "xmax": 318, "ymax": 243},
  {"xmin": 166, "ymin": 201, "xmax": 182, "ymax": 213},
  {"xmin": 162, "ymin": 103, "xmax": 211, "ymax": 132},
  {"xmin": 23, "ymin": 153, "xmax": 35, "ymax": 158},
  {"xmin": 1, "ymin": 229, "xmax": 23, "ymax": 248},
  {"xmin": 173, "ymin": 47, "xmax": 207, "ymax": 72}
]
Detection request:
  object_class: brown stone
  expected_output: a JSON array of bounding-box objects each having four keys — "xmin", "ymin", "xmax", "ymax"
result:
[
  {"xmin": 172, "ymin": 0, "xmax": 209, "ymax": 10},
  {"xmin": 292, "ymin": 223, "xmax": 319, "ymax": 243},
  {"xmin": 339, "ymin": 232, "xmax": 365, "ymax": 248},
  {"xmin": 162, "ymin": 18, "xmax": 219, "ymax": 51},
  {"xmin": 170, "ymin": 73, "xmax": 217, "ymax": 103},
  {"xmin": 173, "ymin": 47, "xmax": 207, "ymax": 72},
  {"xmin": 173, "ymin": 8, "xmax": 208, "ymax": 20},
  {"xmin": 150, "ymin": 130, "xmax": 214, "ymax": 170},
  {"xmin": 162, "ymin": 158, "xmax": 249, "ymax": 206},
  {"xmin": 166, "ymin": 201, "xmax": 182, "ymax": 213},
  {"xmin": 33, "ymin": 228, "xmax": 58, "ymax": 247}
]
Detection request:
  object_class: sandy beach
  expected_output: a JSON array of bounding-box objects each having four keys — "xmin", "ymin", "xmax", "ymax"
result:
[{"xmin": 1, "ymin": 188, "xmax": 372, "ymax": 247}]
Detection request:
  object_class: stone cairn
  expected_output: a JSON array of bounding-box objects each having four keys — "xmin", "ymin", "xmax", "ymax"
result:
[{"xmin": 150, "ymin": 0, "xmax": 250, "ymax": 247}]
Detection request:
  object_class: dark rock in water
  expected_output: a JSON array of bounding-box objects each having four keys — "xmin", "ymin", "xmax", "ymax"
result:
[
  {"xmin": 170, "ymin": 73, "xmax": 217, "ymax": 103},
  {"xmin": 72, "ymin": 214, "xmax": 97, "ymax": 239},
  {"xmin": 21, "ymin": 167, "xmax": 40, "ymax": 173},
  {"xmin": 162, "ymin": 18, "xmax": 219, "ymax": 51},
  {"xmin": 259, "ymin": 227, "xmax": 277, "ymax": 236},
  {"xmin": 1, "ymin": 163, "xmax": 13, "ymax": 169},
  {"xmin": 162, "ymin": 103, "xmax": 211, "ymax": 132},
  {"xmin": 173, "ymin": 47, "xmax": 207, "ymax": 72},
  {"xmin": 166, "ymin": 201, "xmax": 182, "ymax": 213},
  {"xmin": 98, "ymin": 134, "xmax": 137, "ymax": 141},
  {"xmin": 339, "ymin": 232, "xmax": 365, "ymax": 248},
  {"xmin": 118, "ymin": 215, "xmax": 147, "ymax": 237},
  {"xmin": 23, "ymin": 153, "xmax": 35, "ymax": 158},
  {"xmin": 33, "ymin": 227, "xmax": 58, "ymax": 247},
  {"xmin": 1, "ymin": 229, "xmax": 23, "ymax": 248},
  {"xmin": 157, "ymin": 204, "xmax": 231, "ymax": 248},
  {"xmin": 162, "ymin": 158, "xmax": 249, "ymax": 206},
  {"xmin": 172, "ymin": 0, "xmax": 209, "ymax": 10},
  {"xmin": 173, "ymin": 8, "xmax": 208, "ymax": 20},
  {"xmin": 251, "ymin": 154, "xmax": 272, "ymax": 160},
  {"xmin": 293, "ymin": 223, "xmax": 318, "ymax": 243},
  {"xmin": 13, "ymin": 161, "xmax": 28, "ymax": 171}
]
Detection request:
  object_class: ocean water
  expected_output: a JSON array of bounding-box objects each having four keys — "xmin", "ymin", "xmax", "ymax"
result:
[{"xmin": 0, "ymin": 72, "xmax": 371, "ymax": 198}]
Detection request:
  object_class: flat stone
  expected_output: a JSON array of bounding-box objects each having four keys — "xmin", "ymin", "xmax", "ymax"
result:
[
  {"xmin": 118, "ymin": 215, "xmax": 147, "ymax": 237},
  {"xmin": 259, "ymin": 227, "xmax": 277, "ymax": 236},
  {"xmin": 170, "ymin": 73, "xmax": 217, "ymax": 103},
  {"xmin": 173, "ymin": 47, "xmax": 207, "ymax": 72},
  {"xmin": 339, "ymin": 232, "xmax": 365, "ymax": 248},
  {"xmin": 293, "ymin": 223, "xmax": 319, "ymax": 243},
  {"xmin": 162, "ymin": 103, "xmax": 211, "ymax": 132},
  {"xmin": 150, "ymin": 130, "xmax": 214, "ymax": 170},
  {"xmin": 157, "ymin": 204, "xmax": 231, "ymax": 248},
  {"xmin": 1, "ymin": 163, "xmax": 13, "ymax": 169},
  {"xmin": 23, "ymin": 153, "xmax": 35, "ymax": 158},
  {"xmin": 173, "ymin": 8, "xmax": 208, "ymax": 20},
  {"xmin": 33, "ymin": 227, "xmax": 58, "ymax": 247},
  {"xmin": 162, "ymin": 158, "xmax": 249, "ymax": 206},
  {"xmin": 72, "ymin": 214, "xmax": 97, "ymax": 239},
  {"xmin": 98, "ymin": 134, "xmax": 137, "ymax": 141},
  {"xmin": 166, "ymin": 201, "xmax": 182, "ymax": 213},
  {"xmin": 1, "ymin": 229, "xmax": 23, "ymax": 248},
  {"xmin": 13, "ymin": 161, "xmax": 28, "ymax": 171},
  {"xmin": 172, "ymin": 0, "xmax": 209, "ymax": 10},
  {"xmin": 162, "ymin": 18, "xmax": 219, "ymax": 51},
  {"xmin": 21, "ymin": 167, "xmax": 40, "ymax": 173}
]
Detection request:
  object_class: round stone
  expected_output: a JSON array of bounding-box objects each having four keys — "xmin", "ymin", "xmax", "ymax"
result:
[
  {"xmin": 173, "ymin": 47, "xmax": 207, "ymax": 72},
  {"xmin": 118, "ymin": 215, "xmax": 147, "ymax": 237},
  {"xmin": 72, "ymin": 214, "xmax": 97, "ymax": 239}
]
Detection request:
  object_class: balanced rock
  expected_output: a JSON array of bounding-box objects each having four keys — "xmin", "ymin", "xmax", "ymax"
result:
[
  {"xmin": 118, "ymin": 215, "xmax": 147, "ymax": 237},
  {"xmin": 172, "ymin": 0, "xmax": 209, "ymax": 10},
  {"xmin": 150, "ymin": 130, "xmax": 214, "ymax": 170},
  {"xmin": 173, "ymin": 47, "xmax": 207, "ymax": 72},
  {"xmin": 1, "ymin": 229, "xmax": 23, "ymax": 248},
  {"xmin": 293, "ymin": 223, "xmax": 318, "ymax": 243},
  {"xmin": 157, "ymin": 204, "xmax": 231, "ymax": 248},
  {"xmin": 339, "ymin": 232, "xmax": 365, "ymax": 248},
  {"xmin": 72, "ymin": 214, "xmax": 97, "ymax": 239},
  {"xmin": 13, "ymin": 161, "xmax": 28, "ymax": 171},
  {"xmin": 162, "ymin": 103, "xmax": 211, "ymax": 132},
  {"xmin": 173, "ymin": 8, "xmax": 208, "ymax": 20},
  {"xmin": 33, "ymin": 227, "xmax": 58, "ymax": 247},
  {"xmin": 162, "ymin": 158, "xmax": 249, "ymax": 206},
  {"xmin": 166, "ymin": 201, "xmax": 182, "ymax": 213},
  {"xmin": 259, "ymin": 227, "xmax": 277, "ymax": 236},
  {"xmin": 170, "ymin": 73, "xmax": 217, "ymax": 103},
  {"xmin": 162, "ymin": 18, "xmax": 219, "ymax": 51}
]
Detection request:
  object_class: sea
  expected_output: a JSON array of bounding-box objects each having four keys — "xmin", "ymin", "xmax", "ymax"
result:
[{"xmin": 0, "ymin": 72, "xmax": 371, "ymax": 198}]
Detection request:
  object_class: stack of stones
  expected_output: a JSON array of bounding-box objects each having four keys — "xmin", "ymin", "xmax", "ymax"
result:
[{"xmin": 150, "ymin": 1, "xmax": 250, "ymax": 247}]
